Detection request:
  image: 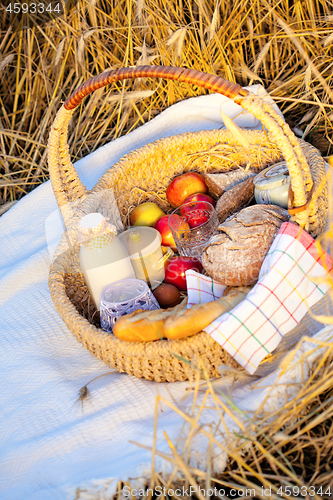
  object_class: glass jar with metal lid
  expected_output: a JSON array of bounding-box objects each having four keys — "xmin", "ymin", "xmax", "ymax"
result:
[{"xmin": 254, "ymin": 162, "xmax": 290, "ymax": 209}]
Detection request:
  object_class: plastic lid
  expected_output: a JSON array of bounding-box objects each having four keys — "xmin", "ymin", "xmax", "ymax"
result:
[
  {"xmin": 254, "ymin": 162, "xmax": 290, "ymax": 190},
  {"xmin": 119, "ymin": 227, "xmax": 162, "ymax": 258}
]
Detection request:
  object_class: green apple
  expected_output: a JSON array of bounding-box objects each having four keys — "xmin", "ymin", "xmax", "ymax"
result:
[{"xmin": 130, "ymin": 202, "xmax": 165, "ymax": 227}]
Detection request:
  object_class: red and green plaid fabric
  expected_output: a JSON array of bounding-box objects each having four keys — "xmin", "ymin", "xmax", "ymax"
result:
[{"xmin": 186, "ymin": 222, "xmax": 332, "ymax": 374}]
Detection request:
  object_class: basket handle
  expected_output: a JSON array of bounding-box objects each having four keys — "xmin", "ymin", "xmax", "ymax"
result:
[
  {"xmin": 48, "ymin": 65, "xmax": 313, "ymax": 230},
  {"xmin": 65, "ymin": 66, "xmax": 248, "ymax": 110}
]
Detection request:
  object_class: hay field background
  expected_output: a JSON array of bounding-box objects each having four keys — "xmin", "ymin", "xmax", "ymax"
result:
[
  {"xmin": 1, "ymin": 0, "xmax": 333, "ymax": 496},
  {"xmin": 1, "ymin": 0, "xmax": 333, "ymax": 212}
]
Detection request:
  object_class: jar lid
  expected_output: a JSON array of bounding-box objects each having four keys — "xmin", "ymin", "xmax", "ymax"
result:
[
  {"xmin": 254, "ymin": 162, "xmax": 290, "ymax": 190},
  {"xmin": 119, "ymin": 227, "xmax": 162, "ymax": 258}
]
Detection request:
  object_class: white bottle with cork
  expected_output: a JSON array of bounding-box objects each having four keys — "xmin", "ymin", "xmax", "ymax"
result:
[{"xmin": 78, "ymin": 213, "xmax": 135, "ymax": 310}]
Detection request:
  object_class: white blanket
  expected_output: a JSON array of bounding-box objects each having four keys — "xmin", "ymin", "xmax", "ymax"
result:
[{"xmin": 1, "ymin": 85, "xmax": 332, "ymax": 500}]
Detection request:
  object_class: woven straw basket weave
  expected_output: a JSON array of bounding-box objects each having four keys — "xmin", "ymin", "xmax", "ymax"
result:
[{"xmin": 48, "ymin": 66, "xmax": 328, "ymax": 382}]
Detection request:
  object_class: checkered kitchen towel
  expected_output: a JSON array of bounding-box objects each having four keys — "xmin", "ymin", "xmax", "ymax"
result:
[{"xmin": 186, "ymin": 222, "xmax": 333, "ymax": 374}]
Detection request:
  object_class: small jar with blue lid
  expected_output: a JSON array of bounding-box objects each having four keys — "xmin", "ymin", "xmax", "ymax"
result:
[{"xmin": 254, "ymin": 162, "xmax": 290, "ymax": 209}]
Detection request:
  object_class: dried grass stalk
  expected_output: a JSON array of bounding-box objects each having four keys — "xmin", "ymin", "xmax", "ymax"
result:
[{"xmin": 1, "ymin": 0, "xmax": 333, "ymax": 210}]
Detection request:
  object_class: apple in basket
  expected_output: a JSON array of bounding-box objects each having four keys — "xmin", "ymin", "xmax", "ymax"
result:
[
  {"xmin": 154, "ymin": 214, "xmax": 190, "ymax": 249},
  {"xmin": 130, "ymin": 202, "xmax": 165, "ymax": 227},
  {"xmin": 164, "ymin": 256, "xmax": 203, "ymax": 291},
  {"xmin": 166, "ymin": 173, "xmax": 208, "ymax": 208},
  {"xmin": 180, "ymin": 193, "xmax": 216, "ymax": 228},
  {"xmin": 183, "ymin": 193, "xmax": 216, "ymax": 208}
]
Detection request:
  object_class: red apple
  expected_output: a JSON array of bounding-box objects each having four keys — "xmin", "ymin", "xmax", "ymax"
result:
[
  {"xmin": 183, "ymin": 193, "xmax": 216, "ymax": 208},
  {"xmin": 180, "ymin": 199, "xmax": 214, "ymax": 228},
  {"xmin": 164, "ymin": 256, "xmax": 203, "ymax": 291},
  {"xmin": 166, "ymin": 173, "xmax": 208, "ymax": 208},
  {"xmin": 154, "ymin": 214, "xmax": 189, "ymax": 250}
]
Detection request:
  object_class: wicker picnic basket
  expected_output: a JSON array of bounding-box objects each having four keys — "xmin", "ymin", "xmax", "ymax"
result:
[{"xmin": 48, "ymin": 66, "xmax": 328, "ymax": 382}]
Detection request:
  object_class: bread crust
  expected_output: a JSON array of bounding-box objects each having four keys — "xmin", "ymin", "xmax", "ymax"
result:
[
  {"xmin": 216, "ymin": 177, "xmax": 255, "ymax": 222},
  {"xmin": 202, "ymin": 204, "xmax": 289, "ymax": 286},
  {"xmin": 164, "ymin": 287, "xmax": 249, "ymax": 339},
  {"xmin": 204, "ymin": 170, "xmax": 256, "ymax": 198},
  {"xmin": 113, "ymin": 301, "xmax": 187, "ymax": 342}
]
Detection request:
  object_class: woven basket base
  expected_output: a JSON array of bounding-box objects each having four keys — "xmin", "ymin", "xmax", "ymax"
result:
[{"xmin": 57, "ymin": 268, "xmax": 240, "ymax": 382}]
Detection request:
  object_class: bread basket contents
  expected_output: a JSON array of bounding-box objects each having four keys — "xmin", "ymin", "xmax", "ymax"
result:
[
  {"xmin": 113, "ymin": 286, "xmax": 249, "ymax": 342},
  {"xmin": 215, "ymin": 176, "xmax": 255, "ymax": 222},
  {"xmin": 204, "ymin": 169, "xmax": 256, "ymax": 199},
  {"xmin": 99, "ymin": 166, "xmax": 284, "ymax": 339},
  {"xmin": 78, "ymin": 165, "xmax": 291, "ymax": 336},
  {"xmin": 202, "ymin": 204, "xmax": 290, "ymax": 286}
]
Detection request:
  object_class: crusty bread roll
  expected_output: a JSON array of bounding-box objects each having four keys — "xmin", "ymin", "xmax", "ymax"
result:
[
  {"xmin": 164, "ymin": 287, "xmax": 250, "ymax": 340},
  {"xmin": 204, "ymin": 170, "xmax": 256, "ymax": 198},
  {"xmin": 202, "ymin": 204, "xmax": 289, "ymax": 286},
  {"xmin": 216, "ymin": 177, "xmax": 255, "ymax": 222}
]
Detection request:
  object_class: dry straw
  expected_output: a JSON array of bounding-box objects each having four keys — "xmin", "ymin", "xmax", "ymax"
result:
[
  {"xmin": 2, "ymin": 0, "xmax": 333, "ymax": 205},
  {"xmin": 74, "ymin": 337, "xmax": 333, "ymax": 499}
]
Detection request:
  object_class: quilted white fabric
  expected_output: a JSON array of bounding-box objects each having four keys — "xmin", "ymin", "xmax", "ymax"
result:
[{"xmin": 1, "ymin": 85, "xmax": 332, "ymax": 500}]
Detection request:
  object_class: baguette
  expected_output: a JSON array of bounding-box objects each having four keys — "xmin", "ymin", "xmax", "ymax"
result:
[
  {"xmin": 163, "ymin": 287, "xmax": 249, "ymax": 340},
  {"xmin": 112, "ymin": 301, "xmax": 187, "ymax": 342},
  {"xmin": 113, "ymin": 288, "xmax": 250, "ymax": 342}
]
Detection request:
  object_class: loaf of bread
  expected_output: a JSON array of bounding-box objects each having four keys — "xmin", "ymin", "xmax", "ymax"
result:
[
  {"xmin": 204, "ymin": 169, "xmax": 256, "ymax": 198},
  {"xmin": 164, "ymin": 287, "xmax": 250, "ymax": 339},
  {"xmin": 112, "ymin": 308, "xmax": 166, "ymax": 342},
  {"xmin": 202, "ymin": 204, "xmax": 289, "ymax": 286},
  {"xmin": 216, "ymin": 177, "xmax": 255, "ymax": 222},
  {"xmin": 112, "ymin": 302, "xmax": 187, "ymax": 342}
]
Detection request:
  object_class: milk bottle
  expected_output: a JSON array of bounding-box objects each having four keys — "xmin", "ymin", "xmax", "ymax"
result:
[{"xmin": 78, "ymin": 213, "xmax": 135, "ymax": 310}]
